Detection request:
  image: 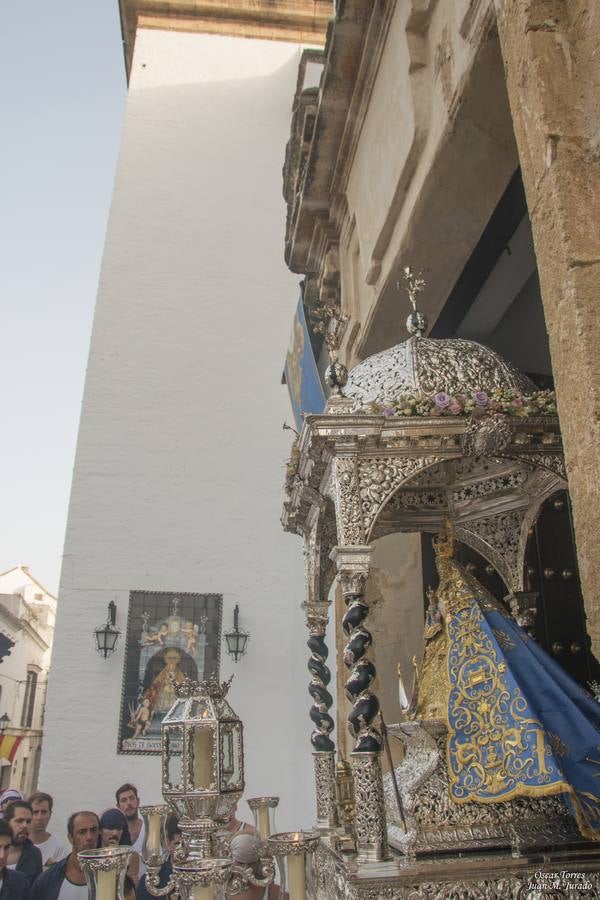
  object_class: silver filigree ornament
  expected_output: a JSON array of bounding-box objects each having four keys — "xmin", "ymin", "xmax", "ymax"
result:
[
  {"xmin": 343, "ymin": 337, "xmax": 536, "ymax": 408},
  {"xmin": 463, "ymin": 413, "xmax": 514, "ymax": 457},
  {"xmin": 401, "ymin": 266, "xmax": 428, "ymax": 336},
  {"xmin": 343, "ymin": 265, "xmax": 536, "ymax": 408},
  {"xmin": 144, "ymin": 676, "xmax": 279, "ymax": 899}
]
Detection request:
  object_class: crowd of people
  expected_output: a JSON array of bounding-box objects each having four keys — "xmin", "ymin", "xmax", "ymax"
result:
[{"xmin": 0, "ymin": 783, "xmax": 274, "ymax": 900}]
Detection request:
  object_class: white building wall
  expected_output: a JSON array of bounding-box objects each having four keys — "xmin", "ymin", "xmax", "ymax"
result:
[
  {"xmin": 0, "ymin": 567, "xmax": 55, "ymax": 795},
  {"xmin": 41, "ymin": 29, "xmax": 313, "ymax": 833}
]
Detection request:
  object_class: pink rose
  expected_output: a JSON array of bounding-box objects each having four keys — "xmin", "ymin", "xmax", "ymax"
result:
[{"xmin": 450, "ymin": 402, "xmax": 462, "ymax": 415}]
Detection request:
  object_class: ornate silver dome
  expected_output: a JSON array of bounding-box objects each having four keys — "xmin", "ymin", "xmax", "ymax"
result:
[{"xmin": 343, "ymin": 336, "xmax": 536, "ymax": 406}]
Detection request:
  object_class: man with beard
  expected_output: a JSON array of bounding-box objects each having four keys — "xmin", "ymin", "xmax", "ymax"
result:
[
  {"xmin": 0, "ymin": 820, "xmax": 29, "ymax": 898},
  {"xmin": 4, "ymin": 801, "xmax": 42, "ymax": 887},
  {"xmin": 115, "ymin": 783, "xmax": 145, "ymax": 855},
  {"xmin": 31, "ymin": 811, "xmax": 99, "ymax": 900}
]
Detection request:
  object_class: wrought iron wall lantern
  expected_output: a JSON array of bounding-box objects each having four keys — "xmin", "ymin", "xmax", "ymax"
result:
[
  {"xmin": 94, "ymin": 600, "xmax": 121, "ymax": 659},
  {"xmin": 224, "ymin": 604, "xmax": 249, "ymax": 662},
  {"xmin": 0, "ymin": 714, "xmax": 10, "ymax": 734}
]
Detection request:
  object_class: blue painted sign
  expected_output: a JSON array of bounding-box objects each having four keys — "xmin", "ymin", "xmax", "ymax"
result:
[{"xmin": 284, "ymin": 299, "xmax": 326, "ymax": 429}]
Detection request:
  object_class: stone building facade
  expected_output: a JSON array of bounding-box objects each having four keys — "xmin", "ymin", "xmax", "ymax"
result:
[{"xmin": 282, "ymin": 0, "xmax": 600, "ymax": 745}]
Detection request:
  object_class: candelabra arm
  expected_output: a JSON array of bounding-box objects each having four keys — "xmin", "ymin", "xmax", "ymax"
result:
[
  {"xmin": 144, "ymin": 870, "xmax": 180, "ymax": 897},
  {"xmin": 226, "ymin": 857, "xmax": 275, "ymax": 895}
]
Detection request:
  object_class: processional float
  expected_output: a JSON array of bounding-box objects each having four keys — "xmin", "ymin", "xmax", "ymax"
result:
[{"xmin": 281, "ymin": 271, "xmax": 600, "ymax": 898}]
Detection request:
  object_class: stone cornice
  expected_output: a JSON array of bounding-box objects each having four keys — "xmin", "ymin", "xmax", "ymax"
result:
[{"xmin": 119, "ymin": 0, "xmax": 331, "ymax": 79}]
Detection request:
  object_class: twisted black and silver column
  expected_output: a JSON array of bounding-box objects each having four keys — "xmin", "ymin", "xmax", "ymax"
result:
[
  {"xmin": 308, "ymin": 630, "xmax": 335, "ymax": 752},
  {"xmin": 342, "ymin": 584, "xmax": 381, "ymax": 752},
  {"xmin": 304, "ymin": 603, "xmax": 338, "ymax": 829},
  {"xmin": 336, "ymin": 558, "xmax": 389, "ymax": 863}
]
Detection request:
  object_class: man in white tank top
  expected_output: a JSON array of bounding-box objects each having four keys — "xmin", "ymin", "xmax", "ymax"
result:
[
  {"xmin": 30, "ymin": 811, "xmax": 99, "ymax": 900},
  {"xmin": 115, "ymin": 783, "xmax": 145, "ymax": 854}
]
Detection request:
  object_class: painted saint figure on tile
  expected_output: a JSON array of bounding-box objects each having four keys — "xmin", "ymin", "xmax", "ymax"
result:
[{"xmin": 119, "ymin": 590, "xmax": 222, "ymax": 754}]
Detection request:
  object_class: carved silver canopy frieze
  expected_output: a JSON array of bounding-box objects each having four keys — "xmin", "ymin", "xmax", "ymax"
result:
[
  {"xmin": 343, "ymin": 335, "xmax": 536, "ymax": 407},
  {"xmin": 283, "ymin": 411, "xmax": 565, "ymax": 592}
]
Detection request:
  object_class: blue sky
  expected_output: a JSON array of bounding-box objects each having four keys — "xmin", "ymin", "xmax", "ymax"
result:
[{"xmin": 1, "ymin": 3, "xmax": 127, "ymax": 593}]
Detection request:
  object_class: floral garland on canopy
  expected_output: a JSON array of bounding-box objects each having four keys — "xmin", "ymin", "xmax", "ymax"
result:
[
  {"xmin": 283, "ymin": 390, "xmax": 557, "ymax": 494},
  {"xmin": 361, "ymin": 388, "xmax": 557, "ymax": 419}
]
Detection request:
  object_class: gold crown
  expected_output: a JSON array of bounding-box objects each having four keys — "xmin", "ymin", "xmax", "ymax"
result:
[{"xmin": 433, "ymin": 519, "xmax": 455, "ymax": 559}]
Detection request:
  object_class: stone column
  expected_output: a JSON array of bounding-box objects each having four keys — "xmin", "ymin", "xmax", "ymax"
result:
[
  {"xmin": 331, "ymin": 545, "xmax": 389, "ymax": 863},
  {"xmin": 494, "ymin": 0, "xmax": 600, "ymax": 651},
  {"xmin": 303, "ymin": 600, "xmax": 339, "ymax": 830}
]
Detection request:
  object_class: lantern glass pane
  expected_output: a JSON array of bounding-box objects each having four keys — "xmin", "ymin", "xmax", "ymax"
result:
[
  {"xmin": 213, "ymin": 698, "xmax": 235, "ymax": 718},
  {"xmin": 224, "ymin": 632, "xmax": 238, "ymax": 655},
  {"xmin": 95, "ymin": 628, "xmax": 107, "ymax": 654},
  {"xmin": 165, "ymin": 727, "xmax": 183, "ymax": 790},
  {"xmin": 105, "ymin": 627, "xmax": 119, "ymax": 651},
  {"xmin": 163, "ymin": 700, "xmax": 186, "ymax": 723},
  {"xmin": 220, "ymin": 722, "xmax": 243, "ymax": 790},
  {"xmin": 191, "ymin": 725, "xmax": 215, "ymax": 790},
  {"xmin": 189, "ymin": 699, "xmax": 211, "ymax": 720}
]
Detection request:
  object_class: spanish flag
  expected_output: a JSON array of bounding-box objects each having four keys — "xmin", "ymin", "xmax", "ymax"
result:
[{"xmin": 0, "ymin": 736, "xmax": 21, "ymax": 765}]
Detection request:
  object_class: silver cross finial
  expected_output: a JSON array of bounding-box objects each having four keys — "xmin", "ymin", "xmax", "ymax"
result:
[{"xmin": 397, "ymin": 266, "xmax": 428, "ymax": 336}]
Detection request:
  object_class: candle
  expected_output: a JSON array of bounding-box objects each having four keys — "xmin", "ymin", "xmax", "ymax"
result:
[
  {"xmin": 193, "ymin": 728, "xmax": 214, "ymax": 789},
  {"xmin": 287, "ymin": 851, "xmax": 307, "ymax": 900},
  {"xmin": 147, "ymin": 813, "xmax": 161, "ymax": 853},
  {"xmin": 192, "ymin": 885, "xmax": 213, "ymax": 899},
  {"xmin": 96, "ymin": 868, "xmax": 117, "ymax": 900},
  {"xmin": 257, "ymin": 807, "xmax": 271, "ymax": 840}
]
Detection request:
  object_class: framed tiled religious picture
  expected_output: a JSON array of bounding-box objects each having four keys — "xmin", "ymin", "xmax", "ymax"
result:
[{"xmin": 118, "ymin": 590, "xmax": 222, "ymax": 754}]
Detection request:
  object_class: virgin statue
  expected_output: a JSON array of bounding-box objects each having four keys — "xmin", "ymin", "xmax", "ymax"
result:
[{"xmin": 401, "ymin": 522, "xmax": 600, "ymax": 841}]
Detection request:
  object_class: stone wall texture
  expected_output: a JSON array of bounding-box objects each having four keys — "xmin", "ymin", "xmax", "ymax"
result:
[{"xmin": 495, "ymin": 0, "xmax": 600, "ymax": 652}]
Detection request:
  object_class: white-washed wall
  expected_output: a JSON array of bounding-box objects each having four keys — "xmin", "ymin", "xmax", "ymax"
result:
[{"xmin": 41, "ymin": 29, "xmax": 313, "ymax": 835}]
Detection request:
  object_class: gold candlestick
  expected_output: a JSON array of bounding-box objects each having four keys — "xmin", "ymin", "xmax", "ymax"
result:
[
  {"xmin": 268, "ymin": 831, "xmax": 319, "ymax": 900},
  {"xmin": 247, "ymin": 796, "xmax": 279, "ymax": 841}
]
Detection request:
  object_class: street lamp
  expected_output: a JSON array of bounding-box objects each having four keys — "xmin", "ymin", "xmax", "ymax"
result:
[
  {"xmin": 224, "ymin": 605, "xmax": 249, "ymax": 662},
  {"xmin": 94, "ymin": 601, "xmax": 121, "ymax": 659}
]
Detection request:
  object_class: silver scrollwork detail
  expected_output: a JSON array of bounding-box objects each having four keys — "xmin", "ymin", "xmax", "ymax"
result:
[
  {"xmin": 513, "ymin": 452, "xmax": 567, "ymax": 482},
  {"xmin": 358, "ymin": 456, "xmax": 441, "ymax": 538},
  {"xmin": 334, "ymin": 458, "xmax": 364, "ymax": 544},
  {"xmin": 314, "ymin": 751, "xmax": 339, "ymax": 829},
  {"xmin": 463, "ymin": 413, "xmax": 514, "ymax": 457},
  {"xmin": 456, "ymin": 509, "xmax": 525, "ymax": 592},
  {"xmin": 350, "ymin": 752, "xmax": 389, "ymax": 862},
  {"xmin": 343, "ymin": 336, "xmax": 535, "ymax": 407}
]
